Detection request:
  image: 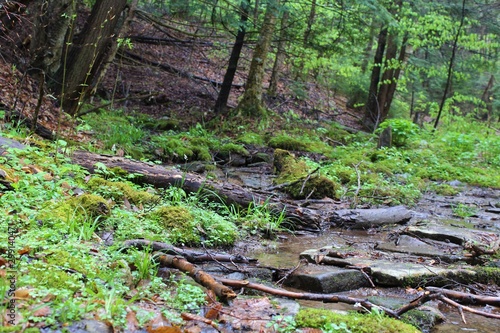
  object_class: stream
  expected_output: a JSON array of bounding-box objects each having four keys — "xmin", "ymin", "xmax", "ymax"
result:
[{"xmin": 226, "ymin": 167, "xmax": 500, "ymax": 332}]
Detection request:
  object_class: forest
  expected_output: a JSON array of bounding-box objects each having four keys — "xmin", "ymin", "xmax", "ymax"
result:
[{"xmin": 0, "ymin": 0, "xmax": 499, "ymax": 332}]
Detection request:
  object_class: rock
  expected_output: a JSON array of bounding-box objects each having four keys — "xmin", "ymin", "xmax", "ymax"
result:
[
  {"xmin": 403, "ymin": 224, "xmax": 499, "ymax": 246},
  {"xmin": 180, "ymin": 161, "xmax": 206, "ymax": 173},
  {"xmin": 0, "ymin": 136, "xmax": 25, "ymax": 155},
  {"xmin": 284, "ymin": 264, "xmax": 371, "ymax": 293},
  {"xmin": 300, "ymin": 247, "xmax": 476, "ymax": 287},
  {"xmin": 375, "ymin": 235, "xmax": 465, "ymax": 263},
  {"xmin": 332, "ymin": 205, "xmax": 413, "ymax": 229},
  {"xmin": 377, "ymin": 126, "xmax": 392, "ymax": 149}
]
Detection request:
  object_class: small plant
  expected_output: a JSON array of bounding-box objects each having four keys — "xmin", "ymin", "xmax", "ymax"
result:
[
  {"xmin": 266, "ymin": 315, "xmax": 298, "ymax": 333},
  {"xmin": 171, "ymin": 277, "xmax": 207, "ymax": 311},
  {"xmin": 452, "ymin": 203, "xmax": 478, "ymax": 218},
  {"xmin": 377, "ymin": 119, "xmax": 419, "ymax": 147}
]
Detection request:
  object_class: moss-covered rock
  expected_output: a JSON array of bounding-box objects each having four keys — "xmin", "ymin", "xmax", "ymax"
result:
[
  {"xmin": 295, "ymin": 308, "xmax": 421, "ymax": 333},
  {"xmin": 268, "ymin": 134, "xmax": 308, "ymax": 151},
  {"xmin": 67, "ymin": 194, "xmax": 110, "ymax": 218},
  {"xmin": 86, "ymin": 177, "xmax": 159, "ymax": 205},
  {"xmin": 149, "ymin": 205, "xmax": 238, "ymax": 246},
  {"xmin": 273, "ymin": 149, "xmax": 339, "ymax": 199}
]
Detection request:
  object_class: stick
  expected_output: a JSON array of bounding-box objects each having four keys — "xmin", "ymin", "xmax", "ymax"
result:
[{"xmin": 156, "ymin": 253, "xmax": 237, "ymax": 302}]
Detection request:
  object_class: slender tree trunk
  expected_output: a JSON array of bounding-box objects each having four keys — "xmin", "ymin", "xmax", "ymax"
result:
[
  {"xmin": 214, "ymin": 0, "xmax": 250, "ymax": 114},
  {"xmin": 434, "ymin": 0, "xmax": 466, "ymax": 130},
  {"xmin": 294, "ymin": 0, "xmax": 316, "ymax": 80},
  {"xmin": 363, "ymin": 27, "xmax": 387, "ymax": 131},
  {"xmin": 52, "ymin": 0, "xmax": 128, "ymax": 116},
  {"xmin": 236, "ymin": 0, "xmax": 280, "ymax": 117},
  {"xmin": 268, "ymin": 3, "xmax": 289, "ymax": 97}
]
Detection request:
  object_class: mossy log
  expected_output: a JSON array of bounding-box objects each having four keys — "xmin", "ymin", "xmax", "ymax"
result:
[{"xmin": 70, "ymin": 150, "xmax": 325, "ymax": 232}]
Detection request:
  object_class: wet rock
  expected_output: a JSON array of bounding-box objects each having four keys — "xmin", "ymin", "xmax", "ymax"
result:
[
  {"xmin": 332, "ymin": 205, "xmax": 413, "ymax": 229},
  {"xmin": 300, "ymin": 247, "xmax": 476, "ymax": 287},
  {"xmin": 376, "ymin": 235, "xmax": 465, "ymax": 263},
  {"xmin": 403, "ymin": 224, "xmax": 499, "ymax": 246},
  {"xmin": 284, "ymin": 264, "xmax": 371, "ymax": 293},
  {"xmin": 273, "ymin": 298, "xmax": 300, "ymax": 317}
]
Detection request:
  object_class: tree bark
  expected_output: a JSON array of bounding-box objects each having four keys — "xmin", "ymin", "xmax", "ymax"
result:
[
  {"xmin": 268, "ymin": 3, "xmax": 289, "ymax": 97},
  {"xmin": 52, "ymin": 0, "xmax": 128, "ymax": 116},
  {"xmin": 29, "ymin": 0, "xmax": 76, "ymax": 78},
  {"xmin": 236, "ymin": 0, "xmax": 280, "ymax": 117},
  {"xmin": 214, "ymin": 0, "xmax": 250, "ymax": 114},
  {"xmin": 363, "ymin": 27, "xmax": 387, "ymax": 131}
]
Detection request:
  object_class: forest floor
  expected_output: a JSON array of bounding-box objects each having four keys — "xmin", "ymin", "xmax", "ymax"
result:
[{"xmin": 1, "ymin": 9, "xmax": 500, "ymax": 333}]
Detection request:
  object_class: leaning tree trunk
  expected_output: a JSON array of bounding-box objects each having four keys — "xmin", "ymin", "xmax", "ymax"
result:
[
  {"xmin": 214, "ymin": 0, "xmax": 250, "ymax": 115},
  {"xmin": 51, "ymin": 0, "xmax": 128, "ymax": 116},
  {"xmin": 236, "ymin": 0, "xmax": 280, "ymax": 117}
]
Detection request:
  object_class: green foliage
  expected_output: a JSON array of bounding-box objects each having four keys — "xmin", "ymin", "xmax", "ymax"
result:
[
  {"xmin": 171, "ymin": 278, "xmax": 207, "ymax": 312},
  {"xmin": 452, "ymin": 203, "xmax": 478, "ymax": 219},
  {"xmin": 377, "ymin": 119, "xmax": 419, "ymax": 147},
  {"xmin": 295, "ymin": 308, "xmax": 420, "ymax": 333}
]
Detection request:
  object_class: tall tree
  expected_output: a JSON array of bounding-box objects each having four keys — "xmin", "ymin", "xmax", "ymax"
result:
[
  {"xmin": 47, "ymin": 0, "xmax": 129, "ymax": 116},
  {"xmin": 268, "ymin": 1, "xmax": 289, "ymax": 97},
  {"xmin": 214, "ymin": 0, "xmax": 251, "ymax": 115},
  {"xmin": 236, "ymin": 0, "xmax": 280, "ymax": 117}
]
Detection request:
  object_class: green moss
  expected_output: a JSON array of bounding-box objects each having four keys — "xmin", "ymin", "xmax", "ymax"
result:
[
  {"xmin": 149, "ymin": 205, "xmax": 238, "ymax": 246},
  {"xmin": 473, "ymin": 266, "xmax": 500, "ymax": 285},
  {"xmin": 268, "ymin": 134, "xmax": 308, "ymax": 151},
  {"xmin": 67, "ymin": 194, "xmax": 110, "ymax": 218},
  {"xmin": 237, "ymin": 132, "xmax": 265, "ymax": 146},
  {"xmin": 432, "ymin": 183, "xmax": 459, "ymax": 196},
  {"xmin": 219, "ymin": 143, "xmax": 249, "ymax": 156},
  {"xmin": 295, "ymin": 308, "xmax": 420, "ymax": 333},
  {"xmin": 86, "ymin": 177, "xmax": 159, "ymax": 205},
  {"xmin": 273, "ymin": 149, "xmax": 339, "ymax": 199}
]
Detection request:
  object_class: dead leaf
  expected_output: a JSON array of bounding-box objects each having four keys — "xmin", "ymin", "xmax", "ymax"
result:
[
  {"xmin": 126, "ymin": 311, "xmax": 139, "ymax": 331},
  {"xmin": 15, "ymin": 288, "xmax": 31, "ymax": 299},
  {"xmin": 18, "ymin": 246, "xmax": 30, "ymax": 255},
  {"xmin": 41, "ymin": 294, "xmax": 56, "ymax": 302},
  {"xmin": 32, "ymin": 306, "xmax": 51, "ymax": 317},
  {"xmin": 0, "ymin": 256, "xmax": 7, "ymax": 267}
]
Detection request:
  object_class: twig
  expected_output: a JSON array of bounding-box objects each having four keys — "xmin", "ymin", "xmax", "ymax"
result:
[
  {"xmin": 275, "ymin": 259, "xmax": 305, "ymax": 286},
  {"xmin": 438, "ymin": 295, "xmax": 500, "ymax": 321},
  {"xmin": 76, "ymin": 93, "xmax": 158, "ymax": 117},
  {"xmin": 299, "ymin": 167, "xmax": 319, "ymax": 196}
]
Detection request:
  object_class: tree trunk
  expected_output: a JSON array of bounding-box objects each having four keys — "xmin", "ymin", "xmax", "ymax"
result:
[
  {"xmin": 70, "ymin": 150, "xmax": 325, "ymax": 232},
  {"xmin": 214, "ymin": 0, "xmax": 250, "ymax": 114},
  {"xmin": 434, "ymin": 0, "xmax": 466, "ymax": 130},
  {"xmin": 363, "ymin": 27, "xmax": 387, "ymax": 131},
  {"xmin": 268, "ymin": 4, "xmax": 289, "ymax": 97},
  {"xmin": 236, "ymin": 0, "xmax": 280, "ymax": 117},
  {"xmin": 29, "ymin": 0, "xmax": 76, "ymax": 78},
  {"xmin": 51, "ymin": 0, "xmax": 128, "ymax": 116}
]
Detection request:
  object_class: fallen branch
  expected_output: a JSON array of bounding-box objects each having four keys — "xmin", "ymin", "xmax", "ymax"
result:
[
  {"xmin": 155, "ymin": 253, "xmax": 237, "ymax": 302},
  {"xmin": 216, "ymin": 277, "xmax": 401, "ymax": 318},
  {"xmin": 438, "ymin": 294, "xmax": 500, "ymax": 322},
  {"xmin": 426, "ymin": 286, "xmax": 500, "ymax": 306}
]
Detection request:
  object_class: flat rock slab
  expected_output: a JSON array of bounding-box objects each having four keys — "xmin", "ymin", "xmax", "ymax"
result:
[
  {"xmin": 403, "ymin": 224, "xmax": 499, "ymax": 246},
  {"xmin": 331, "ymin": 205, "xmax": 413, "ymax": 229},
  {"xmin": 376, "ymin": 235, "xmax": 465, "ymax": 263},
  {"xmin": 284, "ymin": 264, "xmax": 371, "ymax": 293},
  {"xmin": 300, "ymin": 247, "xmax": 475, "ymax": 287},
  {"xmin": 0, "ymin": 136, "xmax": 25, "ymax": 155}
]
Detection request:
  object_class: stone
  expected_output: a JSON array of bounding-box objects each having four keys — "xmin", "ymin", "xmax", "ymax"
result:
[{"xmin": 284, "ymin": 264, "xmax": 371, "ymax": 293}]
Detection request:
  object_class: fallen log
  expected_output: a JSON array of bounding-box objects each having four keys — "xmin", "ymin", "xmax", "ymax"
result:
[
  {"xmin": 70, "ymin": 150, "xmax": 326, "ymax": 231},
  {"xmin": 155, "ymin": 253, "xmax": 237, "ymax": 302},
  {"xmin": 331, "ymin": 205, "xmax": 413, "ymax": 229},
  {"xmin": 123, "ymin": 239, "xmax": 256, "ymax": 263}
]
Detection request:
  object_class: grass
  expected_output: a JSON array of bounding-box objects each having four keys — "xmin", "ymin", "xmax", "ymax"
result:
[{"xmin": 1, "ymin": 108, "xmax": 500, "ymax": 331}]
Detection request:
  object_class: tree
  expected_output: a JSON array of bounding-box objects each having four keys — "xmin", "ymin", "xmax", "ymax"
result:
[
  {"xmin": 214, "ymin": 0, "xmax": 251, "ymax": 115},
  {"xmin": 363, "ymin": 1, "xmax": 406, "ymax": 131},
  {"xmin": 236, "ymin": 0, "xmax": 280, "ymax": 117},
  {"xmin": 268, "ymin": 1, "xmax": 289, "ymax": 97}
]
